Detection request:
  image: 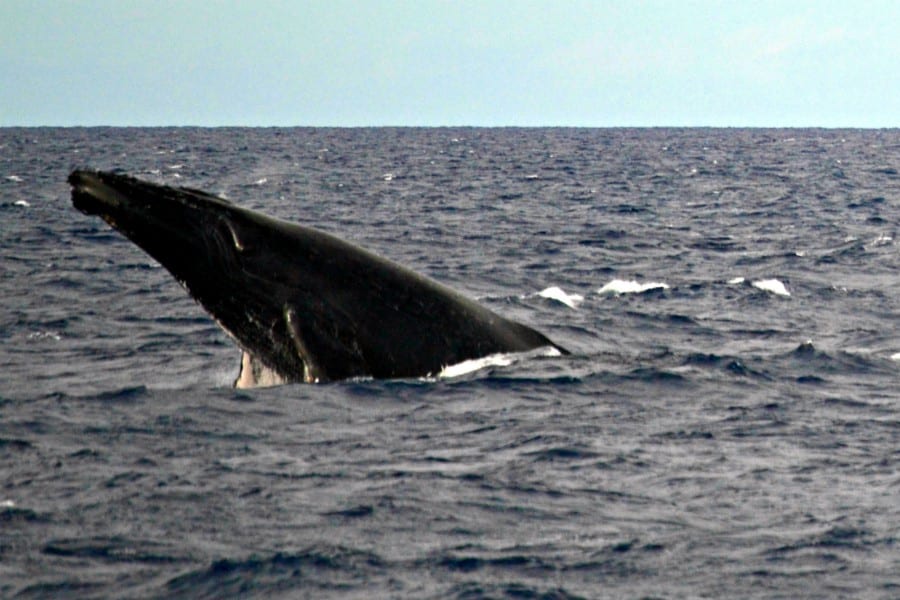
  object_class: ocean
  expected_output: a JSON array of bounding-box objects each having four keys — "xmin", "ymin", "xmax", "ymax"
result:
[{"xmin": 2, "ymin": 127, "xmax": 899, "ymax": 598}]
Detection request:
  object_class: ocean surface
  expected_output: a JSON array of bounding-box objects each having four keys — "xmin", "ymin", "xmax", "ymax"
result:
[{"xmin": 2, "ymin": 127, "xmax": 899, "ymax": 599}]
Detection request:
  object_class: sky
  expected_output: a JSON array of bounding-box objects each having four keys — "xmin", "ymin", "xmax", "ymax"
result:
[{"xmin": 2, "ymin": 0, "xmax": 900, "ymax": 127}]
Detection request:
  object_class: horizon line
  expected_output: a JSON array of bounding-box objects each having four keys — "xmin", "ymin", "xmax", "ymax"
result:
[{"xmin": 3, "ymin": 123, "xmax": 899, "ymax": 130}]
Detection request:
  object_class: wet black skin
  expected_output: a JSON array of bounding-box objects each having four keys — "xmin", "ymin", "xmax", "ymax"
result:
[{"xmin": 69, "ymin": 170, "xmax": 566, "ymax": 384}]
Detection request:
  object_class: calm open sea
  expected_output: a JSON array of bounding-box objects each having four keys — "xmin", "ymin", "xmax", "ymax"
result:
[{"xmin": 2, "ymin": 127, "xmax": 899, "ymax": 598}]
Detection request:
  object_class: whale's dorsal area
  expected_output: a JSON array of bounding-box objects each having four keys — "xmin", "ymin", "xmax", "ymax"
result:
[{"xmin": 69, "ymin": 170, "xmax": 566, "ymax": 387}]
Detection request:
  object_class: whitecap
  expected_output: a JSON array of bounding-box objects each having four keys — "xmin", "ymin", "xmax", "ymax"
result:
[
  {"xmin": 6, "ymin": 175, "xmax": 23, "ymax": 182},
  {"xmin": 382, "ymin": 173, "xmax": 394, "ymax": 181},
  {"xmin": 14, "ymin": 200, "xmax": 30, "ymax": 207},
  {"xmin": 253, "ymin": 177, "xmax": 268, "ymax": 186},
  {"xmin": 597, "ymin": 279, "xmax": 669, "ymax": 295},
  {"xmin": 727, "ymin": 277, "xmax": 745, "ymax": 285},
  {"xmin": 868, "ymin": 233, "xmax": 892, "ymax": 248},
  {"xmin": 27, "ymin": 331, "xmax": 61, "ymax": 341},
  {"xmin": 537, "ymin": 286, "xmax": 584, "ymax": 309},
  {"xmin": 891, "ymin": 353, "xmax": 900, "ymax": 362},
  {"xmin": 752, "ymin": 279, "xmax": 790, "ymax": 296}
]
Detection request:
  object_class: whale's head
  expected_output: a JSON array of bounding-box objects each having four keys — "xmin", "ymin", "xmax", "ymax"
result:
[{"xmin": 70, "ymin": 170, "xmax": 276, "ymax": 269}]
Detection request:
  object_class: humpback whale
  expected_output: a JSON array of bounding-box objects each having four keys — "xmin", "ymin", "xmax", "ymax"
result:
[{"xmin": 69, "ymin": 170, "xmax": 566, "ymax": 387}]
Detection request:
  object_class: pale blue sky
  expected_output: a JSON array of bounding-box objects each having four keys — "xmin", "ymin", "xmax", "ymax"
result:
[{"xmin": 2, "ymin": 0, "xmax": 899, "ymax": 127}]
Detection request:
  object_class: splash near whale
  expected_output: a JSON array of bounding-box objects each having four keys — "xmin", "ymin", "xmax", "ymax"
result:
[{"xmin": 69, "ymin": 170, "xmax": 566, "ymax": 387}]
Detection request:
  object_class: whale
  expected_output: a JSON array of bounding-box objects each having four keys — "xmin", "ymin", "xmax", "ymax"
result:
[{"xmin": 69, "ymin": 170, "xmax": 566, "ymax": 387}]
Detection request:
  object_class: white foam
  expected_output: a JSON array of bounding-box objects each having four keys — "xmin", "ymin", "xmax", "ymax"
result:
[
  {"xmin": 14, "ymin": 200, "xmax": 30, "ymax": 207},
  {"xmin": 597, "ymin": 279, "xmax": 669, "ymax": 295},
  {"xmin": 0, "ymin": 499, "xmax": 15, "ymax": 508},
  {"xmin": 537, "ymin": 286, "xmax": 584, "ymax": 309},
  {"xmin": 727, "ymin": 277, "xmax": 745, "ymax": 285},
  {"xmin": 891, "ymin": 353, "xmax": 900, "ymax": 362},
  {"xmin": 752, "ymin": 279, "xmax": 790, "ymax": 296},
  {"xmin": 438, "ymin": 346, "xmax": 562, "ymax": 379},
  {"xmin": 6, "ymin": 175, "xmax": 23, "ymax": 182},
  {"xmin": 439, "ymin": 353, "xmax": 515, "ymax": 378},
  {"xmin": 253, "ymin": 177, "xmax": 268, "ymax": 185}
]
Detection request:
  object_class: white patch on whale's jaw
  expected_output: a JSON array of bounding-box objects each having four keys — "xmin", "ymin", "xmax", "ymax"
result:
[{"xmin": 234, "ymin": 351, "xmax": 288, "ymax": 389}]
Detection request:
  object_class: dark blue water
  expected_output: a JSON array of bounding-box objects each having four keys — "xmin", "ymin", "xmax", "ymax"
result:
[{"xmin": 2, "ymin": 128, "xmax": 899, "ymax": 598}]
